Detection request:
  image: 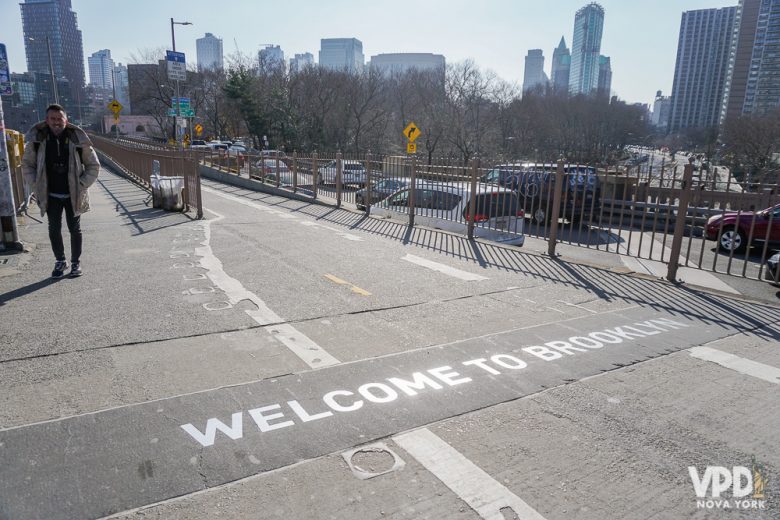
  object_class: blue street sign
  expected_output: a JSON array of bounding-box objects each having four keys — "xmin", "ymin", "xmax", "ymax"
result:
[
  {"xmin": 0, "ymin": 43, "xmax": 12, "ymax": 96},
  {"xmin": 166, "ymin": 50, "xmax": 185, "ymax": 63}
]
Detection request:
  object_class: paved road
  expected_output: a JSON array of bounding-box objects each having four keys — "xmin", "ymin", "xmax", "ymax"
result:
[{"xmin": 1, "ymin": 169, "xmax": 778, "ymax": 519}]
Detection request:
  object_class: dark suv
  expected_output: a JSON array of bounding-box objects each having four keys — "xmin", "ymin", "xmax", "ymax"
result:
[{"xmin": 481, "ymin": 163, "xmax": 601, "ymax": 225}]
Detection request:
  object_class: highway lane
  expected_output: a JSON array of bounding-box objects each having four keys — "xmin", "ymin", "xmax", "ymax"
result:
[{"xmin": 1, "ymin": 171, "xmax": 778, "ymax": 519}]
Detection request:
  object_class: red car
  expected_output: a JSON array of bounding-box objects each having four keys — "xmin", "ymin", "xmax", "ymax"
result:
[{"xmin": 705, "ymin": 203, "xmax": 780, "ymax": 253}]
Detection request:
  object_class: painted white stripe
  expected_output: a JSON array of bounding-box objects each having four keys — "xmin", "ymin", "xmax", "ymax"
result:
[
  {"xmin": 195, "ymin": 210, "xmax": 340, "ymax": 369},
  {"xmin": 403, "ymin": 254, "xmax": 488, "ymax": 282},
  {"xmin": 688, "ymin": 347, "xmax": 780, "ymax": 384},
  {"xmin": 394, "ymin": 428, "xmax": 546, "ymax": 520}
]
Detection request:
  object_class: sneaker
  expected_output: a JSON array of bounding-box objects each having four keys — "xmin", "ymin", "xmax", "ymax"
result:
[
  {"xmin": 69, "ymin": 261, "xmax": 83, "ymax": 278},
  {"xmin": 51, "ymin": 260, "xmax": 68, "ymax": 279}
]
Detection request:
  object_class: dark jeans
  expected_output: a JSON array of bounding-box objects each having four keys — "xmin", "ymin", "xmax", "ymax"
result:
[{"xmin": 47, "ymin": 196, "xmax": 82, "ymax": 263}]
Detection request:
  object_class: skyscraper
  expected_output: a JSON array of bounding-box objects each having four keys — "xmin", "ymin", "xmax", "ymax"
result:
[
  {"xmin": 522, "ymin": 49, "xmax": 548, "ymax": 93},
  {"xmin": 669, "ymin": 6, "xmax": 738, "ymax": 132},
  {"xmin": 652, "ymin": 90, "xmax": 672, "ymax": 131},
  {"xmin": 721, "ymin": 0, "xmax": 761, "ymax": 122},
  {"xmin": 319, "ymin": 38, "xmax": 364, "ymax": 73},
  {"xmin": 196, "ymin": 33, "xmax": 224, "ymax": 71},
  {"xmin": 369, "ymin": 53, "xmax": 446, "ymax": 77},
  {"xmin": 88, "ymin": 49, "xmax": 114, "ymax": 90},
  {"xmin": 20, "ymin": 0, "xmax": 86, "ymax": 110},
  {"xmin": 551, "ymin": 37, "xmax": 571, "ymax": 93},
  {"xmin": 569, "ymin": 3, "xmax": 605, "ymax": 95},
  {"xmin": 259, "ymin": 45, "xmax": 285, "ymax": 71},
  {"xmin": 289, "ymin": 53, "xmax": 315, "ymax": 73},
  {"xmin": 742, "ymin": 0, "xmax": 780, "ymax": 115},
  {"xmin": 597, "ymin": 55, "xmax": 612, "ymax": 96},
  {"xmin": 113, "ymin": 62, "xmax": 130, "ymax": 110}
]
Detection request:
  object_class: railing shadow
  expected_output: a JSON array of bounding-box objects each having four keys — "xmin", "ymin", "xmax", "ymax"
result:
[
  {"xmin": 98, "ymin": 176, "xmax": 193, "ymax": 236},
  {"xmin": 202, "ymin": 180, "xmax": 780, "ymax": 342}
]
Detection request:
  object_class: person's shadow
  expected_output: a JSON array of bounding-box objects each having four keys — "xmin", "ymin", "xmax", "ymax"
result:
[{"xmin": 0, "ymin": 278, "xmax": 59, "ymax": 306}]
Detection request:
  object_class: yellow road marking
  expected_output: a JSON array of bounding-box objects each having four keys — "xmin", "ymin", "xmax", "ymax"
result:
[{"xmin": 324, "ymin": 274, "xmax": 372, "ymax": 296}]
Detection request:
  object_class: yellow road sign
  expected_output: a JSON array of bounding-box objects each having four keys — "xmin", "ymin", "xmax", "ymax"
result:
[
  {"xmin": 108, "ymin": 100, "xmax": 122, "ymax": 114},
  {"xmin": 407, "ymin": 142, "xmax": 417, "ymax": 154},
  {"xmin": 403, "ymin": 122, "xmax": 420, "ymax": 142},
  {"xmin": 194, "ymin": 123, "xmax": 203, "ymax": 136}
]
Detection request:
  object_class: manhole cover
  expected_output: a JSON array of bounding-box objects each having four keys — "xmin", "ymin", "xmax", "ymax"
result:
[
  {"xmin": 351, "ymin": 448, "xmax": 396, "ymax": 474},
  {"xmin": 342, "ymin": 442, "xmax": 405, "ymax": 480}
]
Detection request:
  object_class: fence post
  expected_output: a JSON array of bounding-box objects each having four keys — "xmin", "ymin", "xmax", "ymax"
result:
[
  {"xmin": 312, "ymin": 152, "xmax": 318, "ymax": 200},
  {"xmin": 336, "ymin": 151, "xmax": 342, "ymax": 208},
  {"xmin": 666, "ymin": 161, "xmax": 695, "ymax": 282},
  {"xmin": 275, "ymin": 155, "xmax": 281, "ymax": 189},
  {"xmin": 408, "ymin": 155, "xmax": 417, "ymax": 227},
  {"xmin": 467, "ymin": 159, "xmax": 478, "ymax": 239},
  {"xmin": 364, "ymin": 149, "xmax": 372, "ymax": 214},
  {"xmin": 547, "ymin": 159, "xmax": 565, "ymax": 256},
  {"xmin": 292, "ymin": 151, "xmax": 298, "ymax": 193},
  {"xmin": 194, "ymin": 159, "xmax": 203, "ymax": 219}
]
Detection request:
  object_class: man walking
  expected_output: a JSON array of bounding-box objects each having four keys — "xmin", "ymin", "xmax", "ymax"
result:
[{"xmin": 22, "ymin": 104, "xmax": 100, "ymax": 278}]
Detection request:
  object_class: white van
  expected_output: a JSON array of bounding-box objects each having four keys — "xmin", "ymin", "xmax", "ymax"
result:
[{"xmin": 371, "ymin": 182, "xmax": 525, "ymax": 246}]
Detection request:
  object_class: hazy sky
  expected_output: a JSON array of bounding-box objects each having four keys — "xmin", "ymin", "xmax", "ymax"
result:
[{"xmin": 1, "ymin": 0, "xmax": 739, "ymax": 105}]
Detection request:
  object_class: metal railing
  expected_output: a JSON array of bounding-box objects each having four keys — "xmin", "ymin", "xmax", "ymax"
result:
[
  {"xmin": 95, "ymin": 139, "xmax": 780, "ymax": 285},
  {"xmin": 91, "ymin": 135, "xmax": 203, "ymax": 219}
]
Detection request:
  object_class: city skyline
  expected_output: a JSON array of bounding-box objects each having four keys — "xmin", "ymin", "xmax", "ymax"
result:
[{"xmin": 0, "ymin": 0, "xmax": 740, "ymax": 106}]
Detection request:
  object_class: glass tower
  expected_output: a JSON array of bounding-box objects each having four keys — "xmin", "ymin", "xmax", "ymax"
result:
[
  {"xmin": 319, "ymin": 38, "xmax": 364, "ymax": 73},
  {"xmin": 551, "ymin": 37, "xmax": 571, "ymax": 93},
  {"xmin": 88, "ymin": 49, "xmax": 114, "ymax": 90},
  {"xmin": 20, "ymin": 0, "xmax": 86, "ymax": 112},
  {"xmin": 569, "ymin": 3, "xmax": 605, "ymax": 95}
]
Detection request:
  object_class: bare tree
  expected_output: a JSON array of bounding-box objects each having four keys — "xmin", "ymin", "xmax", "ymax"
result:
[{"xmin": 722, "ymin": 111, "xmax": 780, "ymax": 185}]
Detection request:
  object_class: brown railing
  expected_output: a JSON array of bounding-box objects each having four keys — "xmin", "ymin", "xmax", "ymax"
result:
[
  {"xmin": 93, "ymin": 139, "xmax": 780, "ymax": 284},
  {"xmin": 91, "ymin": 135, "xmax": 202, "ymax": 219}
]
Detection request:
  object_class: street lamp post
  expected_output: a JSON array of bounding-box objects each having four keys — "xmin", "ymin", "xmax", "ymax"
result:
[
  {"xmin": 28, "ymin": 37, "xmax": 59, "ymax": 105},
  {"xmin": 45, "ymin": 36, "xmax": 58, "ymax": 105},
  {"xmin": 170, "ymin": 18, "xmax": 192, "ymax": 147}
]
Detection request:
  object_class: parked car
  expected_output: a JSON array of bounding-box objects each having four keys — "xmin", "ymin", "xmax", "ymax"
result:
[
  {"xmin": 260, "ymin": 150, "xmax": 287, "ymax": 159},
  {"xmin": 704, "ymin": 203, "xmax": 780, "ymax": 254},
  {"xmin": 227, "ymin": 144, "xmax": 247, "ymax": 157},
  {"xmin": 371, "ymin": 182, "xmax": 525, "ymax": 246},
  {"xmin": 480, "ymin": 163, "xmax": 601, "ymax": 225},
  {"xmin": 355, "ymin": 178, "xmax": 415, "ymax": 209},
  {"xmin": 765, "ymin": 252, "xmax": 780, "ymax": 285},
  {"xmin": 207, "ymin": 141, "xmax": 229, "ymax": 151},
  {"xmin": 318, "ymin": 160, "xmax": 378, "ymax": 187},
  {"xmin": 255, "ymin": 159, "xmax": 293, "ymax": 184},
  {"xmin": 189, "ymin": 139, "xmax": 209, "ymax": 150}
]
